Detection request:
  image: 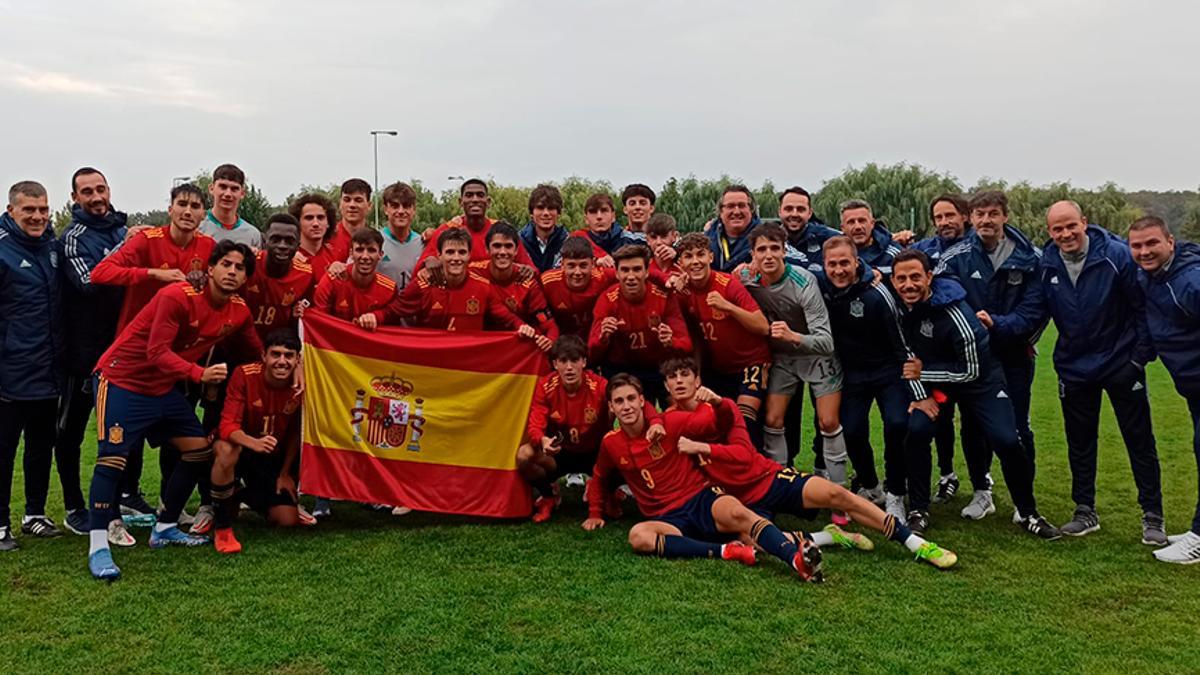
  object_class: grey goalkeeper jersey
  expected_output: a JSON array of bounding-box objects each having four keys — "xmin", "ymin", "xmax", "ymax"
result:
[{"xmin": 744, "ymin": 263, "xmax": 835, "ymax": 356}]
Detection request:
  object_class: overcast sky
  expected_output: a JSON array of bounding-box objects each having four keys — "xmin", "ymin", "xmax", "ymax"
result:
[{"xmin": 2, "ymin": 0, "xmax": 1197, "ymax": 212}]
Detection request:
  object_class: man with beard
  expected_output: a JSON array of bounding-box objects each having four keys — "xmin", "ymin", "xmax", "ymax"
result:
[
  {"xmin": 934, "ymin": 190, "xmax": 1043, "ymax": 522},
  {"xmin": 519, "ymin": 184, "xmax": 570, "ymax": 273},
  {"xmin": 840, "ymin": 199, "xmax": 901, "ymax": 275},
  {"xmin": 778, "ymin": 187, "xmax": 840, "ymax": 274},
  {"xmin": 57, "ymin": 168, "xmax": 128, "ymax": 537},
  {"xmin": 1128, "ymin": 216, "xmax": 1200, "ymax": 563}
]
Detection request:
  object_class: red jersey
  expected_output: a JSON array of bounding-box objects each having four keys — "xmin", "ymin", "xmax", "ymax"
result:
[
  {"xmin": 588, "ymin": 284, "xmax": 693, "ymax": 369},
  {"xmin": 526, "ymin": 371, "xmax": 609, "ymax": 453},
  {"xmin": 92, "ymin": 226, "xmax": 216, "ymax": 333},
  {"xmin": 675, "ymin": 271, "xmax": 771, "ymax": 372},
  {"xmin": 379, "ymin": 272, "xmax": 525, "ymax": 332},
  {"xmin": 676, "ymin": 399, "xmax": 778, "ymax": 505},
  {"xmin": 297, "ymin": 243, "xmax": 341, "ymax": 282},
  {"xmin": 540, "ymin": 267, "xmax": 617, "ymax": 339},
  {"xmin": 468, "ymin": 261, "xmax": 558, "ymax": 339},
  {"xmin": 218, "ymin": 362, "xmax": 303, "ymax": 447},
  {"xmin": 242, "ymin": 252, "xmax": 315, "ymax": 340},
  {"xmin": 415, "ymin": 219, "xmax": 535, "ymax": 270},
  {"xmin": 312, "ymin": 272, "xmax": 397, "ymax": 321},
  {"xmin": 327, "ymin": 221, "xmax": 359, "ymax": 263},
  {"xmin": 96, "ymin": 282, "xmax": 263, "ymax": 396},
  {"xmin": 589, "ymin": 408, "xmax": 719, "ymax": 518}
]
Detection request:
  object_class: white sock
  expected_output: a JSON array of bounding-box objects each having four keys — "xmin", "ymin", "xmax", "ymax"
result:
[
  {"xmin": 810, "ymin": 530, "xmax": 835, "ymax": 547},
  {"xmin": 903, "ymin": 534, "xmax": 926, "ymax": 552},
  {"xmin": 940, "ymin": 471, "xmax": 957, "ymax": 480},
  {"xmin": 822, "ymin": 426, "xmax": 848, "ymax": 485},
  {"xmin": 89, "ymin": 529, "xmax": 109, "ymax": 555},
  {"xmin": 763, "ymin": 426, "xmax": 788, "ymax": 465},
  {"xmin": 154, "ymin": 521, "xmax": 177, "ymax": 533}
]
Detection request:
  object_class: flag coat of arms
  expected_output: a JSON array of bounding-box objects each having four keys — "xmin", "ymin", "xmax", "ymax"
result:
[{"xmin": 301, "ymin": 312, "xmax": 546, "ymax": 517}]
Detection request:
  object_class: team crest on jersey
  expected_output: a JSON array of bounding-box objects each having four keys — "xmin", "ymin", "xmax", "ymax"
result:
[
  {"xmin": 849, "ymin": 299, "xmax": 864, "ymax": 318},
  {"xmin": 107, "ymin": 423, "xmax": 124, "ymax": 445},
  {"xmin": 711, "ymin": 308, "xmax": 726, "ymax": 320},
  {"xmin": 1007, "ymin": 271, "xmax": 1023, "ymax": 285},
  {"xmin": 584, "ymin": 407, "xmax": 598, "ymax": 424},
  {"xmin": 807, "ymin": 243, "xmax": 820, "ymax": 253},
  {"xmin": 920, "ymin": 319, "xmax": 934, "ymax": 338},
  {"xmin": 219, "ymin": 322, "xmax": 233, "ymax": 336},
  {"xmin": 648, "ymin": 440, "xmax": 665, "ymax": 459},
  {"xmin": 282, "ymin": 290, "xmax": 296, "ymax": 306},
  {"xmin": 349, "ymin": 374, "xmax": 427, "ymax": 452},
  {"xmin": 283, "ymin": 398, "xmax": 300, "ymax": 415},
  {"xmin": 466, "ymin": 297, "xmax": 480, "ymax": 315},
  {"xmin": 49, "ymin": 250, "xmax": 58, "ymax": 268},
  {"xmin": 648, "ymin": 313, "xmax": 661, "ymax": 327},
  {"xmin": 504, "ymin": 296, "xmax": 518, "ymax": 311}
]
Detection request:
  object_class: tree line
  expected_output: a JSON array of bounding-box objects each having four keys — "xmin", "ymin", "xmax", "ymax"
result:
[{"xmin": 62, "ymin": 163, "xmax": 1200, "ymax": 243}]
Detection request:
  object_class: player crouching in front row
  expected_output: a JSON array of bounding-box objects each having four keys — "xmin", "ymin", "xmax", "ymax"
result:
[
  {"xmin": 660, "ymin": 357, "xmax": 958, "ymax": 569},
  {"xmin": 210, "ymin": 329, "xmax": 306, "ymax": 554},
  {"xmin": 519, "ymin": 335, "xmax": 658, "ymax": 523},
  {"xmin": 584, "ymin": 374, "xmax": 825, "ymax": 581}
]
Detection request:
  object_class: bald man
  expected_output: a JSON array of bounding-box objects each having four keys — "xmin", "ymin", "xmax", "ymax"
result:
[{"xmin": 1000, "ymin": 201, "xmax": 1164, "ymax": 546}]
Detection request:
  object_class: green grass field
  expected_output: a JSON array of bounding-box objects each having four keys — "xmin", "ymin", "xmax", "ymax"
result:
[{"xmin": 2, "ymin": 337, "xmax": 1198, "ymax": 674}]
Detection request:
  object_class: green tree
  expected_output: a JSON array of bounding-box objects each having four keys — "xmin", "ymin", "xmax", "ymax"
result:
[
  {"xmin": 811, "ymin": 163, "xmax": 963, "ymax": 237},
  {"xmin": 969, "ymin": 179, "xmax": 1142, "ymax": 243}
]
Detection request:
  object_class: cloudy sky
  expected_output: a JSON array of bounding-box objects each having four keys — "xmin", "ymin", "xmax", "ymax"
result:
[{"xmin": 1, "ymin": 0, "xmax": 1197, "ymax": 212}]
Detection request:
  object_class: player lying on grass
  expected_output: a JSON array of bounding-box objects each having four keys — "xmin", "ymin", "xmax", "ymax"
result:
[
  {"xmin": 583, "ymin": 374, "xmax": 825, "ymax": 581},
  {"xmin": 660, "ymin": 357, "xmax": 958, "ymax": 569},
  {"xmin": 210, "ymin": 329, "xmax": 306, "ymax": 554},
  {"xmin": 519, "ymin": 335, "xmax": 660, "ymax": 523}
]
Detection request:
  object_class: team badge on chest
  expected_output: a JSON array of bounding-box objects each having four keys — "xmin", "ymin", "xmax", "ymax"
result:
[
  {"xmin": 584, "ymin": 406, "xmax": 598, "ymax": 424},
  {"xmin": 505, "ymin": 296, "xmax": 518, "ymax": 311},
  {"xmin": 1007, "ymin": 271, "xmax": 1023, "ymax": 286},
  {"xmin": 466, "ymin": 297, "xmax": 480, "ymax": 315},
  {"xmin": 920, "ymin": 319, "xmax": 934, "ymax": 338},
  {"xmin": 648, "ymin": 440, "xmax": 665, "ymax": 459},
  {"xmin": 849, "ymin": 299, "xmax": 864, "ymax": 318},
  {"xmin": 282, "ymin": 290, "xmax": 296, "ymax": 306}
]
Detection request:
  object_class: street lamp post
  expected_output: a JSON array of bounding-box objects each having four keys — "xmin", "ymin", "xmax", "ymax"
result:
[{"xmin": 370, "ymin": 130, "xmax": 398, "ymax": 228}]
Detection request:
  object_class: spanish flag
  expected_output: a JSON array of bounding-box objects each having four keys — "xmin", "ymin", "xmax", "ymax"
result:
[{"xmin": 300, "ymin": 312, "xmax": 544, "ymax": 517}]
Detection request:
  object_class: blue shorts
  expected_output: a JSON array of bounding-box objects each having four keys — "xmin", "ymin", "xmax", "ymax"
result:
[
  {"xmin": 655, "ymin": 486, "xmax": 726, "ymax": 539},
  {"xmin": 94, "ymin": 375, "xmax": 206, "ymax": 459},
  {"xmin": 706, "ymin": 362, "xmax": 770, "ymax": 403},
  {"xmin": 750, "ymin": 468, "xmax": 819, "ymax": 521}
]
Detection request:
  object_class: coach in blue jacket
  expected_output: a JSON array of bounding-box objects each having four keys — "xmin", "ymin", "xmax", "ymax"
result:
[
  {"xmin": 1128, "ymin": 216, "xmax": 1200, "ymax": 563},
  {"xmin": 1011, "ymin": 201, "xmax": 1164, "ymax": 544},
  {"xmin": 0, "ymin": 181, "xmax": 65, "ymax": 550},
  {"xmin": 840, "ymin": 199, "xmax": 901, "ymax": 275},
  {"xmin": 55, "ymin": 168, "xmax": 128, "ymax": 536},
  {"xmin": 936, "ymin": 190, "xmax": 1044, "ymax": 522}
]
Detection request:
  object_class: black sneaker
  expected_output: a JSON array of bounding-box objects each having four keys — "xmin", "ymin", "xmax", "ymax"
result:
[
  {"xmin": 932, "ymin": 474, "xmax": 960, "ymax": 504},
  {"xmin": 0, "ymin": 527, "xmax": 17, "ymax": 551},
  {"xmin": 120, "ymin": 492, "xmax": 156, "ymax": 516},
  {"xmin": 1020, "ymin": 514, "xmax": 1062, "ymax": 540},
  {"xmin": 1141, "ymin": 513, "xmax": 1168, "ymax": 546},
  {"xmin": 1060, "ymin": 505, "xmax": 1100, "ymax": 537},
  {"xmin": 21, "ymin": 516, "xmax": 63, "ymax": 538},
  {"xmin": 906, "ymin": 510, "xmax": 931, "ymax": 536},
  {"xmin": 64, "ymin": 509, "xmax": 89, "ymax": 535}
]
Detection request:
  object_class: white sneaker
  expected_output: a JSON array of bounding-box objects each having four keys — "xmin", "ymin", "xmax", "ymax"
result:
[
  {"xmin": 884, "ymin": 492, "xmax": 907, "ymax": 524},
  {"xmin": 1154, "ymin": 531, "xmax": 1200, "ymax": 565},
  {"xmin": 564, "ymin": 473, "xmax": 587, "ymax": 489},
  {"xmin": 107, "ymin": 519, "xmax": 136, "ymax": 547},
  {"xmin": 391, "ymin": 506, "xmax": 413, "ymax": 516},
  {"xmin": 1012, "ymin": 509, "xmax": 1023, "ymax": 525},
  {"xmin": 190, "ymin": 505, "xmax": 215, "ymax": 535},
  {"xmin": 960, "ymin": 490, "xmax": 996, "ymax": 520},
  {"xmin": 857, "ymin": 484, "xmax": 885, "ymax": 507},
  {"xmin": 296, "ymin": 504, "xmax": 317, "ymax": 526}
]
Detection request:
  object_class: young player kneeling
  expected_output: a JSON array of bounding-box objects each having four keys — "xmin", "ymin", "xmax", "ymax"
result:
[
  {"xmin": 210, "ymin": 330, "xmax": 305, "ymax": 554},
  {"xmin": 584, "ymin": 374, "xmax": 824, "ymax": 581},
  {"xmin": 519, "ymin": 335, "xmax": 653, "ymax": 523},
  {"xmin": 661, "ymin": 357, "xmax": 957, "ymax": 569}
]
